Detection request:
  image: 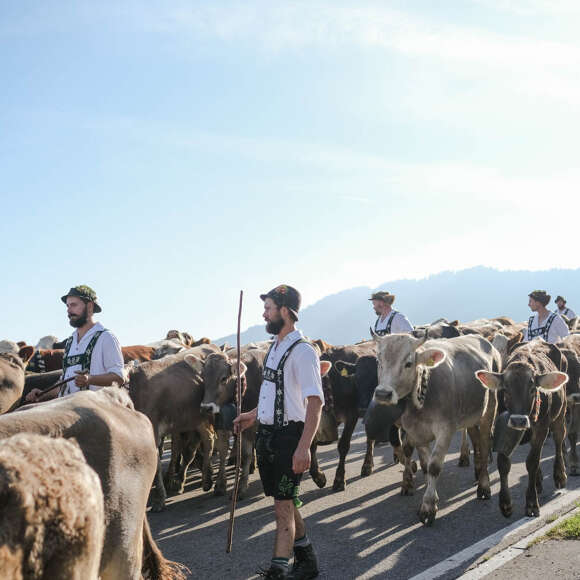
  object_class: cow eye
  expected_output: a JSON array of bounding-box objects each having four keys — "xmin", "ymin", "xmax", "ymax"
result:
[{"xmin": 405, "ymin": 361, "xmax": 412, "ymax": 369}]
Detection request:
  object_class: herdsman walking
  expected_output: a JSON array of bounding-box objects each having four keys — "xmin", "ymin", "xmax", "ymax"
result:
[
  {"xmin": 523, "ymin": 289, "xmax": 569, "ymax": 344},
  {"xmin": 369, "ymin": 291, "xmax": 413, "ymax": 336},
  {"xmin": 27, "ymin": 285, "xmax": 124, "ymax": 402},
  {"xmin": 234, "ymin": 285, "xmax": 324, "ymax": 579}
]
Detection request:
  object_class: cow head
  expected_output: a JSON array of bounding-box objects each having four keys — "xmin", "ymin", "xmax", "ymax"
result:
[
  {"xmin": 374, "ymin": 334, "xmax": 446, "ymax": 407},
  {"xmin": 152, "ymin": 339, "xmax": 186, "ymax": 359},
  {"xmin": 476, "ymin": 363, "xmax": 568, "ymax": 430},
  {"xmin": 191, "ymin": 352, "xmax": 247, "ymax": 411}
]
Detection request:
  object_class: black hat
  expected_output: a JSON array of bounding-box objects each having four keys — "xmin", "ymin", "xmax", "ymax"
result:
[
  {"xmin": 61, "ymin": 285, "xmax": 102, "ymax": 313},
  {"xmin": 260, "ymin": 285, "xmax": 301, "ymax": 320},
  {"xmin": 528, "ymin": 290, "xmax": 550, "ymax": 307},
  {"xmin": 555, "ymin": 296, "xmax": 566, "ymax": 304},
  {"xmin": 369, "ymin": 291, "xmax": 395, "ymax": 305}
]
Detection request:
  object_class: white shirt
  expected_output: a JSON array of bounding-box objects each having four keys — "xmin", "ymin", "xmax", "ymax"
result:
[
  {"xmin": 257, "ymin": 329, "xmax": 324, "ymax": 425},
  {"xmin": 556, "ymin": 306, "xmax": 576, "ymax": 319},
  {"xmin": 375, "ymin": 311, "xmax": 413, "ymax": 334},
  {"xmin": 61, "ymin": 322, "xmax": 124, "ymax": 396},
  {"xmin": 523, "ymin": 311, "xmax": 569, "ymax": 344}
]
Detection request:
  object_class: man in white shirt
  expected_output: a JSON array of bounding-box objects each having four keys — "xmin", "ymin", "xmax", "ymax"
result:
[
  {"xmin": 555, "ymin": 296, "xmax": 576, "ymax": 320},
  {"xmin": 369, "ymin": 291, "xmax": 413, "ymax": 337},
  {"xmin": 27, "ymin": 285, "xmax": 124, "ymax": 402},
  {"xmin": 234, "ymin": 285, "xmax": 324, "ymax": 580},
  {"xmin": 523, "ymin": 289, "xmax": 569, "ymax": 344}
]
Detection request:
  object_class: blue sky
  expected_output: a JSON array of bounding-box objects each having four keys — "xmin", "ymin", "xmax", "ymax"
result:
[{"xmin": 2, "ymin": 1, "xmax": 580, "ymax": 345}]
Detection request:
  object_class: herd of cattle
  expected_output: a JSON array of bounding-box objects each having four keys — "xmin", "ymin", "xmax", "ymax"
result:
[{"xmin": 1, "ymin": 316, "xmax": 580, "ymax": 577}]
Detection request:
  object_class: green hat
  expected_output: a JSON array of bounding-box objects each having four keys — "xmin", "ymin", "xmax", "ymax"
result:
[{"xmin": 61, "ymin": 285, "xmax": 102, "ymax": 313}]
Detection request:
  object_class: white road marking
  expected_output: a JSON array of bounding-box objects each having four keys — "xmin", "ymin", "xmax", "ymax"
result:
[{"xmin": 409, "ymin": 488, "xmax": 580, "ymax": 580}]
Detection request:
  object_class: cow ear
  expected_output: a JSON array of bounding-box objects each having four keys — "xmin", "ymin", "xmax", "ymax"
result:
[
  {"xmin": 475, "ymin": 370, "xmax": 503, "ymax": 390},
  {"xmin": 18, "ymin": 346, "xmax": 35, "ymax": 364},
  {"xmin": 320, "ymin": 360, "xmax": 332, "ymax": 377},
  {"xmin": 334, "ymin": 360, "xmax": 355, "ymax": 377},
  {"xmin": 416, "ymin": 348, "xmax": 446, "ymax": 368},
  {"xmin": 449, "ymin": 320, "xmax": 460, "ymax": 327},
  {"xmin": 536, "ymin": 371, "xmax": 568, "ymax": 392},
  {"xmin": 184, "ymin": 354, "xmax": 203, "ymax": 373}
]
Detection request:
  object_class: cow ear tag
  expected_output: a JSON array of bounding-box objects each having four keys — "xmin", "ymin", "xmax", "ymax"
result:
[
  {"xmin": 340, "ymin": 368, "xmax": 349, "ymax": 377},
  {"xmin": 427, "ymin": 358, "xmax": 435, "ymax": 367}
]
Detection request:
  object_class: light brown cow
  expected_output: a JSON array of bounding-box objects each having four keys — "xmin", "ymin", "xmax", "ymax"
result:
[
  {"xmin": 0, "ymin": 388, "xmax": 186, "ymax": 580},
  {"xmin": 0, "ymin": 348, "xmax": 34, "ymax": 413},
  {"xmin": 0, "ymin": 433, "xmax": 104, "ymax": 579}
]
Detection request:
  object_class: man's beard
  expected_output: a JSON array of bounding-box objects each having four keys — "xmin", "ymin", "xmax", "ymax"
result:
[
  {"xmin": 266, "ymin": 318, "xmax": 285, "ymax": 335},
  {"xmin": 69, "ymin": 306, "xmax": 88, "ymax": 328}
]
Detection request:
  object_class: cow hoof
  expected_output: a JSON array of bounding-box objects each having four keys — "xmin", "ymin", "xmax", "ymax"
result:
[
  {"xmin": 214, "ymin": 486, "xmax": 226, "ymax": 497},
  {"xmin": 312, "ymin": 473, "xmax": 326, "ymax": 488},
  {"xmin": 526, "ymin": 505, "xmax": 540, "ymax": 517},
  {"xmin": 202, "ymin": 480, "xmax": 213, "ymax": 492},
  {"xmin": 418, "ymin": 506, "xmax": 437, "ymax": 526},
  {"xmin": 361, "ymin": 464, "xmax": 373, "ymax": 477},
  {"xmin": 477, "ymin": 485, "xmax": 491, "ymax": 500},
  {"xmin": 458, "ymin": 456, "xmax": 470, "ymax": 467},
  {"xmin": 332, "ymin": 480, "xmax": 345, "ymax": 492},
  {"xmin": 411, "ymin": 461, "xmax": 418, "ymax": 474},
  {"xmin": 401, "ymin": 487, "xmax": 414, "ymax": 496},
  {"xmin": 500, "ymin": 503, "xmax": 512, "ymax": 518},
  {"xmin": 150, "ymin": 498, "xmax": 166, "ymax": 512}
]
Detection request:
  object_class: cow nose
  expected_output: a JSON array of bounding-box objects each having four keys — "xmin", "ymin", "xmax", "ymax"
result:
[
  {"xmin": 374, "ymin": 386, "xmax": 395, "ymax": 405},
  {"xmin": 507, "ymin": 415, "xmax": 530, "ymax": 430}
]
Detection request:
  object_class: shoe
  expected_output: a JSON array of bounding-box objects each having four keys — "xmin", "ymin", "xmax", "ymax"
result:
[
  {"xmin": 256, "ymin": 565, "xmax": 288, "ymax": 579},
  {"xmin": 290, "ymin": 544, "xmax": 319, "ymax": 580}
]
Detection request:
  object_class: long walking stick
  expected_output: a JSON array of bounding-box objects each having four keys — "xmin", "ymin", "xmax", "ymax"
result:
[{"xmin": 227, "ymin": 290, "xmax": 243, "ymax": 553}]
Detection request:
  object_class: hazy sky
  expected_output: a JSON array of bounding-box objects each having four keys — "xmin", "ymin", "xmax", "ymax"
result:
[{"xmin": 3, "ymin": 1, "xmax": 580, "ymax": 345}]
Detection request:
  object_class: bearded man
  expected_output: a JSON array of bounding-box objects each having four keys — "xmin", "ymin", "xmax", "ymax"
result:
[
  {"xmin": 234, "ymin": 285, "xmax": 324, "ymax": 579},
  {"xmin": 26, "ymin": 285, "xmax": 124, "ymax": 402}
]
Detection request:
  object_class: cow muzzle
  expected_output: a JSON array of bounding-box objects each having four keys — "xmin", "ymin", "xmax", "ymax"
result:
[
  {"xmin": 374, "ymin": 386, "xmax": 398, "ymax": 406},
  {"xmin": 507, "ymin": 414, "xmax": 530, "ymax": 430},
  {"xmin": 200, "ymin": 402, "xmax": 220, "ymax": 414},
  {"xmin": 567, "ymin": 393, "xmax": 580, "ymax": 405}
]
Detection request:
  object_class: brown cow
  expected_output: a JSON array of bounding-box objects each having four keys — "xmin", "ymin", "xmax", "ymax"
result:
[
  {"xmin": 0, "ymin": 388, "xmax": 185, "ymax": 579},
  {"xmin": 128, "ymin": 345, "xmax": 247, "ymax": 511},
  {"xmin": 0, "ymin": 433, "xmax": 104, "ymax": 579},
  {"xmin": 0, "ymin": 347, "xmax": 34, "ymax": 413}
]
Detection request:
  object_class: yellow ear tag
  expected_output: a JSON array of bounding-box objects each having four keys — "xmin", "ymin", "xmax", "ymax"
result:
[
  {"xmin": 340, "ymin": 368, "xmax": 349, "ymax": 377},
  {"xmin": 427, "ymin": 358, "xmax": 435, "ymax": 367}
]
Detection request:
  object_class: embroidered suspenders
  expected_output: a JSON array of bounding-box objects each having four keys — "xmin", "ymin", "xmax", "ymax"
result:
[
  {"xmin": 62, "ymin": 330, "xmax": 105, "ymax": 389},
  {"xmin": 527, "ymin": 313, "xmax": 556, "ymax": 341},
  {"xmin": 263, "ymin": 338, "xmax": 308, "ymax": 429},
  {"xmin": 374, "ymin": 310, "xmax": 398, "ymax": 337}
]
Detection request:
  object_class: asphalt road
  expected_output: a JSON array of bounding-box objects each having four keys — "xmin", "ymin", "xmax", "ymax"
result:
[{"xmin": 148, "ymin": 423, "xmax": 580, "ymax": 579}]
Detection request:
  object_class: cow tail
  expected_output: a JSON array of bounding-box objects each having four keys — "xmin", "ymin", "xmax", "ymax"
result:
[{"xmin": 142, "ymin": 517, "xmax": 189, "ymax": 580}]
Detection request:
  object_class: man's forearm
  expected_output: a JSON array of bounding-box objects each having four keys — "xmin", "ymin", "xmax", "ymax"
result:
[
  {"xmin": 298, "ymin": 396, "xmax": 323, "ymax": 449},
  {"xmin": 88, "ymin": 372, "xmax": 124, "ymax": 387}
]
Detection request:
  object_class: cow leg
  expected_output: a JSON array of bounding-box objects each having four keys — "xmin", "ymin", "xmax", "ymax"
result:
[
  {"xmin": 497, "ymin": 451, "xmax": 513, "ymax": 517},
  {"xmin": 568, "ymin": 427, "xmax": 579, "ymax": 475},
  {"xmin": 199, "ymin": 424, "xmax": 215, "ymax": 492},
  {"xmin": 237, "ymin": 426, "xmax": 257, "ymax": 499},
  {"xmin": 150, "ymin": 439, "xmax": 168, "ymax": 512},
  {"xmin": 552, "ymin": 413, "xmax": 568, "ymax": 490},
  {"xmin": 525, "ymin": 424, "xmax": 549, "ymax": 517},
  {"xmin": 419, "ymin": 432, "xmax": 453, "ymax": 526},
  {"xmin": 176, "ymin": 431, "xmax": 201, "ymax": 493},
  {"xmin": 401, "ymin": 441, "xmax": 417, "ymax": 496},
  {"xmin": 164, "ymin": 432, "xmax": 185, "ymax": 493},
  {"xmin": 309, "ymin": 440, "xmax": 326, "ymax": 488},
  {"xmin": 361, "ymin": 438, "xmax": 375, "ymax": 477},
  {"xmin": 214, "ymin": 429, "xmax": 230, "ymax": 496},
  {"xmin": 390, "ymin": 426, "xmax": 404, "ymax": 465},
  {"xmin": 458, "ymin": 428, "xmax": 470, "ymax": 467},
  {"xmin": 466, "ymin": 426, "xmax": 481, "ymax": 482},
  {"xmin": 333, "ymin": 415, "xmax": 358, "ymax": 491}
]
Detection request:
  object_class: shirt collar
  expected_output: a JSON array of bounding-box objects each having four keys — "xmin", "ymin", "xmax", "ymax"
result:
[
  {"xmin": 75, "ymin": 321, "xmax": 104, "ymax": 343},
  {"xmin": 275, "ymin": 329, "xmax": 303, "ymax": 347}
]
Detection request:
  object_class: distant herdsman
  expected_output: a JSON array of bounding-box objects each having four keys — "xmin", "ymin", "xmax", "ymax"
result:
[
  {"xmin": 369, "ymin": 291, "xmax": 413, "ymax": 337},
  {"xmin": 523, "ymin": 289, "xmax": 569, "ymax": 344},
  {"xmin": 554, "ymin": 295, "xmax": 576, "ymax": 320},
  {"xmin": 234, "ymin": 285, "xmax": 324, "ymax": 580},
  {"xmin": 26, "ymin": 285, "xmax": 124, "ymax": 402}
]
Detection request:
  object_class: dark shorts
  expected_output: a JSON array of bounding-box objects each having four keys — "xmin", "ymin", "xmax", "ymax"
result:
[{"xmin": 256, "ymin": 422, "xmax": 304, "ymax": 502}]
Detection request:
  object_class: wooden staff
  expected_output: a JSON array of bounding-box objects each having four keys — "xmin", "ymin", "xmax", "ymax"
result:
[{"xmin": 227, "ymin": 290, "xmax": 243, "ymax": 553}]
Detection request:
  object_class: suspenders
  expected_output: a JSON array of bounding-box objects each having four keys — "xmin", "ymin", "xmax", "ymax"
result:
[
  {"xmin": 262, "ymin": 338, "xmax": 308, "ymax": 429},
  {"xmin": 374, "ymin": 311, "xmax": 398, "ymax": 337},
  {"xmin": 527, "ymin": 313, "xmax": 556, "ymax": 341},
  {"xmin": 62, "ymin": 330, "xmax": 105, "ymax": 390}
]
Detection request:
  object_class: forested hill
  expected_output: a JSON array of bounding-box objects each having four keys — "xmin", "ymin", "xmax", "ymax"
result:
[{"xmin": 215, "ymin": 266, "xmax": 580, "ymax": 346}]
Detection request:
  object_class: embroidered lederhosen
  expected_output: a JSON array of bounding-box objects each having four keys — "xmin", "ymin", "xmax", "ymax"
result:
[
  {"xmin": 527, "ymin": 313, "xmax": 556, "ymax": 341},
  {"xmin": 563, "ymin": 308, "xmax": 570, "ymax": 318},
  {"xmin": 61, "ymin": 330, "xmax": 105, "ymax": 394},
  {"xmin": 373, "ymin": 310, "xmax": 398, "ymax": 337},
  {"xmin": 262, "ymin": 338, "xmax": 308, "ymax": 429}
]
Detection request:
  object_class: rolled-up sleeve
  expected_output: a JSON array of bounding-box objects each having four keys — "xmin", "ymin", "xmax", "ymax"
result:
[
  {"xmin": 549, "ymin": 316, "xmax": 570, "ymax": 344},
  {"xmin": 100, "ymin": 332, "xmax": 125, "ymax": 379},
  {"xmin": 294, "ymin": 345, "xmax": 325, "ymax": 404}
]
